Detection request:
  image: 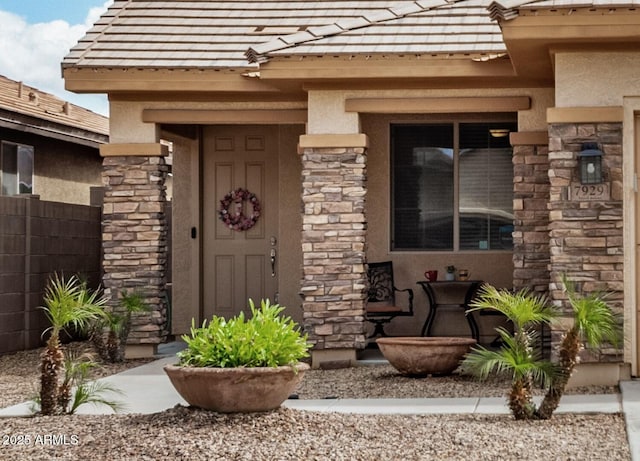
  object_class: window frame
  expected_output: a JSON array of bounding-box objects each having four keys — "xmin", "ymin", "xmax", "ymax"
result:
[
  {"xmin": 0, "ymin": 140, "xmax": 35, "ymax": 196},
  {"xmin": 390, "ymin": 118, "xmax": 516, "ymax": 253}
]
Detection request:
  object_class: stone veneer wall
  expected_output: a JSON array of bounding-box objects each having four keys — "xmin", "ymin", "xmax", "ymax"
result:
[
  {"xmin": 513, "ymin": 143, "xmax": 551, "ymax": 294},
  {"xmin": 102, "ymin": 155, "xmax": 169, "ymax": 345},
  {"xmin": 299, "ymin": 146, "xmax": 367, "ymax": 351},
  {"xmin": 547, "ymin": 122, "xmax": 623, "ymax": 362}
]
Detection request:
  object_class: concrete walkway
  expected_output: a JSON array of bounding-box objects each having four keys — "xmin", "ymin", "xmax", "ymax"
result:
[{"xmin": 1, "ymin": 343, "xmax": 638, "ymax": 461}]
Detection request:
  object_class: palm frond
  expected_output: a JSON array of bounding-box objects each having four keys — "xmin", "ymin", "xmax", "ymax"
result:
[
  {"xmin": 39, "ymin": 273, "xmax": 108, "ymax": 337},
  {"xmin": 120, "ymin": 290, "xmax": 149, "ymax": 314},
  {"xmin": 460, "ymin": 346, "xmax": 509, "ymax": 380},
  {"xmin": 462, "ymin": 326, "xmax": 556, "ymax": 389},
  {"xmin": 63, "ymin": 350, "xmax": 97, "ymax": 380},
  {"xmin": 562, "ymin": 277, "xmax": 622, "ymax": 348},
  {"xmin": 467, "ymin": 284, "xmax": 557, "ymax": 331},
  {"xmin": 69, "ymin": 381, "xmax": 126, "ymax": 414}
]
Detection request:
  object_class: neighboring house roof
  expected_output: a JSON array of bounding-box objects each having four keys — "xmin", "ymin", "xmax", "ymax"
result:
[
  {"xmin": 63, "ymin": 0, "xmax": 640, "ymax": 72},
  {"xmin": 0, "ymin": 75, "xmax": 108, "ymax": 148}
]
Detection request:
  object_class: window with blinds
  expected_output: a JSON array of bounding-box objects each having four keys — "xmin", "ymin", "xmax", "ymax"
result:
[{"xmin": 391, "ymin": 121, "xmax": 515, "ymax": 251}]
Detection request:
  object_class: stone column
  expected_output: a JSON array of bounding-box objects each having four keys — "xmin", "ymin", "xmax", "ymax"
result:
[
  {"xmin": 512, "ymin": 132, "xmax": 551, "ymax": 294},
  {"xmin": 100, "ymin": 143, "xmax": 169, "ymax": 357},
  {"xmin": 298, "ymin": 134, "xmax": 368, "ymax": 368},
  {"xmin": 547, "ymin": 122, "xmax": 623, "ymax": 363}
]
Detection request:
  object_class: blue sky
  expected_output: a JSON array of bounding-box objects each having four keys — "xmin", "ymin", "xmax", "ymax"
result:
[
  {"xmin": 0, "ymin": 0, "xmax": 106, "ymax": 24},
  {"xmin": 0, "ymin": 0, "xmax": 112, "ymax": 115}
]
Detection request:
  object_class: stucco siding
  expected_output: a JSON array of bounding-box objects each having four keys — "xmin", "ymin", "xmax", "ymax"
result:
[
  {"xmin": 307, "ymin": 88, "xmax": 552, "ymax": 135},
  {"xmin": 555, "ymin": 52, "xmax": 640, "ymax": 107},
  {"xmin": 35, "ymin": 146, "xmax": 102, "ymax": 206},
  {"xmin": 1, "ymin": 127, "xmax": 102, "ymax": 206}
]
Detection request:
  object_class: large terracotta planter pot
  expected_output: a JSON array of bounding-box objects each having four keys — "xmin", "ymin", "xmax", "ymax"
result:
[
  {"xmin": 376, "ymin": 337, "xmax": 476, "ymax": 376},
  {"xmin": 164, "ymin": 362, "xmax": 309, "ymax": 413}
]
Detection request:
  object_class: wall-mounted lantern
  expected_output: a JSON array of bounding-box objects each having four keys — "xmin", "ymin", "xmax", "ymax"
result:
[{"xmin": 578, "ymin": 142, "xmax": 603, "ymax": 184}]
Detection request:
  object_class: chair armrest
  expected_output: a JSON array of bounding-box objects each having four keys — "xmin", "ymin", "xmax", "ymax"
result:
[{"xmin": 393, "ymin": 287, "xmax": 414, "ymax": 314}]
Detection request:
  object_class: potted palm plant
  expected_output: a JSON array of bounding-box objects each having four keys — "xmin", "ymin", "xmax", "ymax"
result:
[
  {"xmin": 164, "ymin": 299, "xmax": 311, "ymax": 413},
  {"xmin": 37, "ymin": 273, "xmax": 122, "ymax": 415},
  {"xmin": 460, "ymin": 280, "xmax": 621, "ymax": 420}
]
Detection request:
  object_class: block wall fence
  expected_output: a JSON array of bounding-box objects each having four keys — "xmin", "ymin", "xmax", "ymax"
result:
[{"xmin": 0, "ymin": 195, "xmax": 101, "ymax": 354}]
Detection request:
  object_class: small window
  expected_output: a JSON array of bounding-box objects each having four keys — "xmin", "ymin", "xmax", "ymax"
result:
[
  {"xmin": 391, "ymin": 121, "xmax": 515, "ymax": 251},
  {"xmin": 1, "ymin": 141, "xmax": 34, "ymax": 196}
]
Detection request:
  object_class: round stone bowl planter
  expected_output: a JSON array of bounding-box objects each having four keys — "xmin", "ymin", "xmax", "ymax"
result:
[
  {"xmin": 164, "ymin": 362, "xmax": 310, "ymax": 413},
  {"xmin": 376, "ymin": 337, "xmax": 477, "ymax": 376}
]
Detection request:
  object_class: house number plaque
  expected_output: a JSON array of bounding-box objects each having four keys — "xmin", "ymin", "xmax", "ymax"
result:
[{"xmin": 570, "ymin": 182, "xmax": 610, "ymax": 201}]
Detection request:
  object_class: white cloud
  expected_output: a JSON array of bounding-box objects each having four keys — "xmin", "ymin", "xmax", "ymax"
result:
[{"xmin": 0, "ymin": 1, "xmax": 112, "ymax": 116}]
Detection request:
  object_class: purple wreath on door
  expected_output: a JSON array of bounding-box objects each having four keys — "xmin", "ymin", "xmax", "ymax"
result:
[{"xmin": 218, "ymin": 188, "xmax": 261, "ymax": 231}]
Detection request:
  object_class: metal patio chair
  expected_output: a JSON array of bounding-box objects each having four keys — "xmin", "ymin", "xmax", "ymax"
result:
[{"xmin": 365, "ymin": 261, "xmax": 414, "ymax": 338}]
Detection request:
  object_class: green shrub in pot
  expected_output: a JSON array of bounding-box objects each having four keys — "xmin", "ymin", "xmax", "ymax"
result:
[
  {"xmin": 165, "ymin": 299, "xmax": 311, "ymax": 412},
  {"xmin": 178, "ymin": 298, "xmax": 311, "ymax": 368}
]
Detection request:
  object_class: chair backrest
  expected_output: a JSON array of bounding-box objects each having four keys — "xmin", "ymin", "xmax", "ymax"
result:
[{"xmin": 367, "ymin": 261, "xmax": 396, "ymax": 306}]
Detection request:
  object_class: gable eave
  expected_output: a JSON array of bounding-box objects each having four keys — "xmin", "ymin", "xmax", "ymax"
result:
[{"xmin": 497, "ymin": 7, "xmax": 640, "ymax": 80}]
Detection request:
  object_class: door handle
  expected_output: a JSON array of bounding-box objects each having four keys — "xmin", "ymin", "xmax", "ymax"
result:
[{"xmin": 270, "ymin": 248, "xmax": 276, "ymax": 277}]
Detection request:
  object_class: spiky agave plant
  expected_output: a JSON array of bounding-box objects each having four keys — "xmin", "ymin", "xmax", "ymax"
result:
[
  {"xmin": 535, "ymin": 277, "xmax": 621, "ymax": 419},
  {"xmin": 38, "ymin": 273, "xmax": 107, "ymax": 415},
  {"xmin": 460, "ymin": 285, "xmax": 559, "ymax": 420}
]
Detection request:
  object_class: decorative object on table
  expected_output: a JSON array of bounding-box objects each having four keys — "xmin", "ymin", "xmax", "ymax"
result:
[
  {"xmin": 377, "ymin": 336, "xmax": 476, "ymax": 376},
  {"xmin": 424, "ymin": 270, "xmax": 438, "ymax": 282},
  {"xmin": 164, "ymin": 299, "xmax": 310, "ymax": 413},
  {"xmin": 445, "ymin": 265, "xmax": 456, "ymax": 281},
  {"xmin": 365, "ymin": 261, "xmax": 414, "ymax": 337},
  {"xmin": 457, "ymin": 269, "xmax": 470, "ymax": 281},
  {"xmin": 218, "ymin": 187, "xmax": 261, "ymax": 231}
]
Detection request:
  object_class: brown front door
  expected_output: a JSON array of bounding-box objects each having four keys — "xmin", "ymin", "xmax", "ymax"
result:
[{"xmin": 202, "ymin": 125, "xmax": 279, "ymax": 320}]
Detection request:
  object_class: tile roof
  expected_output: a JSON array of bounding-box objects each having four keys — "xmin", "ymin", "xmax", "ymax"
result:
[
  {"xmin": 65, "ymin": 0, "xmax": 413, "ymax": 69},
  {"xmin": 248, "ymin": 0, "xmax": 505, "ymax": 63},
  {"xmin": 63, "ymin": 0, "xmax": 640, "ymax": 70},
  {"xmin": 64, "ymin": 0, "xmax": 505, "ymax": 69},
  {"xmin": 488, "ymin": 0, "xmax": 640, "ymax": 19},
  {"xmin": 0, "ymin": 75, "xmax": 108, "ymax": 139}
]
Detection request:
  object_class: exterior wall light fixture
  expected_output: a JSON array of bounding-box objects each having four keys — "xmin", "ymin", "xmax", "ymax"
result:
[{"xmin": 578, "ymin": 142, "xmax": 603, "ymax": 184}]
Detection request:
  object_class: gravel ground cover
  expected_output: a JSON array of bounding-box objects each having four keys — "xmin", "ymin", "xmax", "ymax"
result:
[
  {"xmin": 0, "ymin": 341, "xmax": 153, "ymax": 408},
  {"xmin": 293, "ymin": 364, "xmax": 618, "ymax": 399},
  {"xmin": 0, "ymin": 344, "xmax": 631, "ymax": 460},
  {"xmin": 1, "ymin": 407, "xmax": 630, "ymax": 460}
]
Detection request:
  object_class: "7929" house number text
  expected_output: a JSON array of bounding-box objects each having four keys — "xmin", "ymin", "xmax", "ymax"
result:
[{"xmin": 570, "ymin": 183, "xmax": 610, "ymax": 201}]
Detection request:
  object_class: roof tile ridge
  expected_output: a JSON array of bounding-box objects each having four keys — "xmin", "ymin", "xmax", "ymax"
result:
[
  {"xmin": 0, "ymin": 75, "xmax": 108, "ymax": 135},
  {"xmin": 63, "ymin": 0, "xmax": 131, "ymax": 68},
  {"xmin": 0, "ymin": 74, "xmax": 106, "ymax": 117},
  {"xmin": 246, "ymin": 0, "xmax": 454, "ymax": 64},
  {"xmin": 488, "ymin": 0, "xmax": 543, "ymax": 21}
]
